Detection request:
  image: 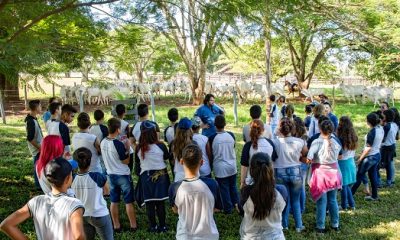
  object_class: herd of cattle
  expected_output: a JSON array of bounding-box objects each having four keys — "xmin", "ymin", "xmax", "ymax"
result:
[{"xmin": 59, "ymin": 79, "xmax": 395, "ymax": 107}]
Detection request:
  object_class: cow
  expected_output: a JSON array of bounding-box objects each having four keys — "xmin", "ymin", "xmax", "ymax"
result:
[
  {"xmin": 87, "ymin": 87, "xmax": 102, "ymax": 105},
  {"xmin": 363, "ymin": 86, "xmax": 394, "ymax": 107},
  {"xmin": 337, "ymin": 83, "xmax": 364, "ymax": 104},
  {"xmin": 301, "ymin": 88, "xmax": 325, "ymax": 102}
]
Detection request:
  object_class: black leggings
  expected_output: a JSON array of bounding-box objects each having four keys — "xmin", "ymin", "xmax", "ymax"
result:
[{"xmin": 146, "ymin": 201, "xmax": 166, "ymax": 228}]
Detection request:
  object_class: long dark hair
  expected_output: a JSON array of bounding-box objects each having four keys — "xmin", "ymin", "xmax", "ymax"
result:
[
  {"xmin": 390, "ymin": 107, "xmax": 400, "ymax": 128},
  {"xmin": 337, "ymin": 116, "xmax": 358, "ymax": 150},
  {"xmin": 138, "ymin": 128, "xmax": 159, "ymax": 159},
  {"xmin": 250, "ymin": 120, "xmax": 264, "ymax": 150},
  {"xmin": 293, "ymin": 116, "xmax": 307, "ymax": 139},
  {"xmin": 278, "ymin": 117, "xmax": 294, "ymax": 137},
  {"xmin": 249, "ymin": 152, "xmax": 276, "ymax": 220},
  {"xmin": 172, "ymin": 128, "xmax": 193, "ymax": 160}
]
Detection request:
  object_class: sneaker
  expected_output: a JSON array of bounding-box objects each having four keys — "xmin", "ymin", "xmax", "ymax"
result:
[
  {"xmin": 283, "ymin": 227, "xmax": 289, "ymax": 231},
  {"xmin": 364, "ymin": 196, "xmax": 379, "ymax": 201},
  {"xmin": 296, "ymin": 226, "xmax": 305, "ymax": 233},
  {"xmin": 350, "ymin": 207, "xmax": 356, "ymax": 211},
  {"xmin": 332, "ymin": 227, "xmax": 340, "ymax": 232},
  {"xmin": 315, "ymin": 228, "xmax": 325, "ymax": 234},
  {"xmin": 148, "ymin": 225, "xmax": 158, "ymax": 233},
  {"xmin": 158, "ymin": 226, "xmax": 169, "ymax": 233}
]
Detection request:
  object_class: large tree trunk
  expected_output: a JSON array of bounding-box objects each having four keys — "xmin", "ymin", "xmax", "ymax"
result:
[
  {"xmin": 0, "ymin": 73, "xmax": 20, "ymax": 101},
  {"xmin": 136, "ymin": 70, "xmax": 144, "ymax": 83},
  {"xmin": 264, "ymin": 2, "xmax": 272, "ymax": 124}
]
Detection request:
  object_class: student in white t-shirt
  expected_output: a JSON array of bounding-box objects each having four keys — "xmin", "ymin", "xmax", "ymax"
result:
[
  {"xmin": 169, "ymin": 144, "xmax": 223, "ymax": 240},
  {"xmin": 0, "ymin": 158, "xmax": 85, "ymax": 240},
  {"xmin": 308, "ymin": 104, "xmax": 325, "ymax": 138},
  {"xmin": 130, "ymin": 103, "xmax": 161, "ymax": 147},
  {"xmin": 240, "ymin": 152, "xmax": 287, "ymax": 240},
  {"xmin": 243, "ymin": 105, "xmax": 272, "ymax": 142},
  {"xmin": 72, "ymin": 112, "xmax": 102, "ymax": 173},
  {"xmin": 45, "ymin": 101, "xmax": 61, "ymax": 131},
  {"xmin": 191, "ymin": 116, "xmax": 212, "ymax": 177},
  {"xmin": 269, "ymin": 95, "xmax": 280, "ymax": 136},
  {"xmin": 89, "ymin": 109, "xmax": 109, "ymax": 143},
  {"xmin": 164, "ymin": 108, "xmax": 179, "ymax": 145},
  {"xmin": 209, "ymin": 115, "xmax": 239, "ymax": 214},
  {"xmin": 72, "ymin": 147, "xmax": 113, "ymax": 240},
  {"xmin": 100, "ymin": 118, "xmax": 137, "ymax": 232},
  {"xmin": 240, "ymin": 119, "xmax": 277, "ymax": 188},
  {"xmin": 116, "ymin": 104, "xmax": 134, "ymax": 171}
]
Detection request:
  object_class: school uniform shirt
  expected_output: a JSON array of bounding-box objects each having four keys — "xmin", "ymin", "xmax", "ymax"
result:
[
  {"xmin": 280, "ymin": 104, "xmax": 287, "ymax": 118},
  {"xmin": 269, "ymin": 103, "xmax": 280, "ymax": 125},
  {"xmin": 47, "ymin": 119, "xmax": 71, "ymax": 152},
  {"xmin": 164, "ymin": 123, "xmax": 178, "ymax": 144},
  {"xmin": 364, "ymin": 125, "xmax": 384, "ymax": 156},
  {"xmin": 209, "ymin": 131, "xmax": 237, "ymax": 178},
  {"xmin": 240, "ymin": 185, "xmax": 287, "ymax": 240},
  {"xmin": 171, "ymin": 140, "xmax": 198, "ymax": 182},
  {"xmin": 71, "ymin": 172, "xmax": 108, "ymax": 217},
  {"xmin": 89, "ymin": 124, "xmax": 109, "ymax": 142},
  {"xmin": 307, "ymin": 116, "xmax": 320, "ymax": 138},
  {"xmin": 100, "ymin": 137, "xmax": 130, "ymax": 175},
  {"xmin": 307, "ymin": 134, "xmax": 342, "ymax": 164},
  {"xmin": 131, "ymin": 120, "xmax": 161, "ymax": 143},
  {"xmin": 25, "ymin": 114, "xmax": 43, "ymax": 157},
  {"xmin": 328, "ymin": 112, "xmax": 339, "ymax": 131},
  {"xmin": 193, "ymin": 133, "xmax": 212, "ymax": 176},
  {"xmin": 382, "ymin": 122, "xmax": 399, "ymax": 146},
  {"xmin": 169, "ymin": 177, "xmax": 223, "ymax": 240},
  {"xmin": 304, "ymin": 115, "xmax": 312, "ymax": 129},
  {"xmin": 241, "ymin": 138, "xmax": 277, "ymax": 185},
  {"xmin": 136, "ymin": 143, "xmax": 169, "ymax": 174},
  {"xmin": 194, "ymin": 104, "xmax": 224, "ymax": 137},
  {"xmin": 242, "ymin": 122, "xmax": 272, "ymax": 142},
  {"xmin": 27, "ymin": 192, "xmax": 84, "ymax": 240},
  {"xmin": 273, "ymin": 136, "xmax": 305, "ymax": 169},
  {"xmin": 72, "ymin": 132, "xmax": 102, "ymax": 173}
]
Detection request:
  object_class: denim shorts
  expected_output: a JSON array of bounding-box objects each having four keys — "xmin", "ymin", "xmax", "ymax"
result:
[{"xmin": 108, "ymin": 174, "xmax": 135, "ymax": 203}]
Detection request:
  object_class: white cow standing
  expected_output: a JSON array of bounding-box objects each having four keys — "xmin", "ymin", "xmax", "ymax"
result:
[
  {"xmin": 301, "ymin": 88, "xmax": 325, "ymax": 102},
  {"xmin": 337, "ymin": 83, "xmax": 365, "ymax": 104},
  {"xmin": 236, "ymin": 80, "xmax": 252, "ymax": 103},
  {"xmin": 363, "ymin": 86, "xmax": 394, "ymax": 107},
  {"xmin": 87, "ymin": 87, "xmax": 102, "ymax": 105}
]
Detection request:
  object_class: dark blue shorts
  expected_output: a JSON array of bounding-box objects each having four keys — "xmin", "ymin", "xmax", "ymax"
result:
[{"xmin": 108, "ymin": 174, "xmax": 135, "ymax": 203}]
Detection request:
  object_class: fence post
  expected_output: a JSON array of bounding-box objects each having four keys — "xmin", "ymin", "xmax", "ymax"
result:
[
  {"xmin": 149, "ymin": 91, "xmax": 156, "ymax": 122},
  {"xmin": 79, "ymin": 89, "xmax": 84, "ymax": 112},
  {"xmin": 0, "ymin": 90, "xmax": 6, "ymax": 124},
  {"xmin": 233, "ymin": 90, "xmax": 238, "ymax": 127},
  {"xmin": 24, "ymin": 84, "xmax": 28, "ymax": 110}
]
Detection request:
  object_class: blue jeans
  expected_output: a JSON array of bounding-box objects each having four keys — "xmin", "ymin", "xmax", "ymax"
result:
[
  {"xmin": 341, "ymin": 185, "xmax": 355, "ymax": 209},
  {"xmin": 216, "ymin": 174, "xmax": 239, "ymax": 214},
  {"xmin": 33, "ymin": 154, "xmax": 40, "ymax": 189},
  {"xmin": 275, "ymin": 166, "xmax": 303, "ymax": 229},
  {"xmin": 300, "ymin": 163, "xmax": 308, "ymax": 213},
  {"xmin": 352, "ymin": 153, "xmax": 380, "ymax": 199},
  {"xmin": 108, "ymin": 174, "xmax": 135, "ymax": 203},
  {"xmin": 316, "ymin": 189, "xmax": 339, "ymax": 229},
  {"xmin": 83, "ymin": 215, "xmax": 114, "ymax": 240}
]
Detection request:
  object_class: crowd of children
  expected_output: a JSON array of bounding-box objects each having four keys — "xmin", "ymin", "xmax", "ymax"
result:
[{"xmin": 1, "ymin": 93, "xmax": 399, "ymax": 240}]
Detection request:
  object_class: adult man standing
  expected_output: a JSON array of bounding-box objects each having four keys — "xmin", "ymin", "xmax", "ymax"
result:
[
  {"xmin": 324, "ymin": 102, "xmax": 338, "ymax": 131},
  {"xmin": 194, "ymin": 94, "xmax": 224, "ymax": 137}
]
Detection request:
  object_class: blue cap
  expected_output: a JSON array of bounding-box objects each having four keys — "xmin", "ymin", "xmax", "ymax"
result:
[
  {"xmin": 68, "ymin": 159, "xmax": 78, "ymax": 170},
  {"xmin": 178, "ymin": 117, "xmax": 193, "ymax": 130},
  {"xmin": 141, "ymin": 120, "xmax": 156, "ymax": 131}
]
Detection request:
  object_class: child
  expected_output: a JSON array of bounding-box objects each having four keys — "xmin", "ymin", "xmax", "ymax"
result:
[
  {"xmin": 308, "ymin": 104, "xmax": 324, "ymax": 138},
  {"xmin": 268, "ymin": 95, "xmax": 279, "ymax": 135},
  {"xmin": 209, "ymin": 115, "xmax": 239, "ymax": 214},
  {"xmin": 135, "ymin": 121, "xmax": 170, "ymax": 233},
  {"xmin": 0, "ymin": 157, "xmax": 85, "ymax": 239},
  {"xmin": 191, "ymin": 116, "xmax": 212, "ymax": 178},
  {"xmin": 304, "ymin": 105, "xmax": 312, "ymax": 130},
  {"xmin": 351, "ymin": 113, "xmax": 384, "ymax": 201},
  {"xmin": 307, "ymin": 119, "xmax": 342, "ymax": 233},
  {"xmin": 42, "ymin": 97, "xmax": 58, "ymax": 123},
  {"xmin": 243, "ymin": 105, "xmax": 272, "ymax": 142},
  {"xmin": 47, "ymin": 104, "xmax": 77, "ymax": 155},
  {"xmin": 337, "ymin": 116, "xmax": 358, "ymax": 210},
  {"xmin": 72, "ymin": 112, "xmax": 102, "ymax": 173},
  {"xmin": 170, "ymin": 118, "xmax": 195, "ymax": 182},
  {"xmin": 89, "ymin": 109, "xmax": 109, "ymax": 142},
  {"xmin": 45, "ymin": 101, "xmax": 62, "ymax": 131},
  {"xmin": 279, "ymin": 95, "xmax": 287, "ymax": 118},
  {"xmin": 169, "ymin": 144, "xmax": 223, "ymax": 240},
  {"xmin": 241, "ymin": 120, "xmax": 277, "ymax": 188},
  {"xmin": 240, "ymin": 152, "xmax": 287, "ymax": 239},
  {"xmin": 379, "ymin": 109, "xmax": 398, "ymax": 187},
  {"xmin": 323, "ymin": 102, "xmax": 338, "ymax": 131},
  {"xmin": 115, "ymin": 104, "xmax": 134, "ymax": 171},
  {"xmin": 164, "ymin": 108, "xmax": 179, "ymax": 144},
  {"xmin": 100, "ymin": 118, "xmax": 137, "ymax": 232},
  {"xmin": 131, "ymin": 103, "xmax": 160, "ymax": 147},
  {"xmin": 25, "ymin": 99, "xmax": 43, "ymax": 189},
  {"xmin": 72, "ymin": 147, "xmax": 114, "ymax": 240}
]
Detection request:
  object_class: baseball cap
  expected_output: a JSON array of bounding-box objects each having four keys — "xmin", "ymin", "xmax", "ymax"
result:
[
  {"xmin": 178, "ymin": 117, "xmax": 193, "ymax": 130},
  {"xmin": 141, "ymin": 120, "xmax": 156, "ymax": 131},
  {"xmin": 191, "ymin": 116, "xmax": 201, "ymax": 127},
  {"xmin": 45, "ymin": 157, "xmax": 73, "ymax": 186},
  {"xmin": 68, "ymin": 159, "xmax": 78, "ymax": 170}
]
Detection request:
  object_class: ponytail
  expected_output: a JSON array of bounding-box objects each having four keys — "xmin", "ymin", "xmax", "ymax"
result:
[{"xmin": 250, "ymin": 120, "xmax": 264, "ymax": 150}]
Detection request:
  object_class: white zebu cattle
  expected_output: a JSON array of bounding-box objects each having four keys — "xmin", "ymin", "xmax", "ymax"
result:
[
  {"xmin": 214, "ymin": 83, "xmax": 234, "ymax": 97},
  {"xmin": 99, "ymin": 87, "xmax": 115, "ymax": 105},
  {"xmin": 204, "ymin": 81, "xmax": 215, "ymax": 95},
  {"xmin": 136, "ymin": 83, "xmax": 151, "ymax": 102},
  {"xmin": 60, "ymin": 86, "xmax": 68, "ymax": 104},
  {"xmin": 301, "ymin": 88, "xmax": 325, "ymax": 102},
  {"xmin": 161, "ymin": 81, "xmax": 176, "ymax": 95},
  {"xmin": 236, "ymin": 81, "xmax": 252, "ymax": 103},
  {"xmin": 363, "ymin": 86, "xmax": 394, "ymax": 107},
  {"xmin": 338, "ymin": 83, "xmax": 365, "ymax": 104},
  {"xmin": 151, "ymin": 82, "xmax": 161, "ymax": 99},
  {"xmin": 74, "ymin": 85, "xmax": 87, "ymax": 104},
  {"xmin": 251, "ymin": 83, "xmax": 285, "ymax": 100},
  {"xmin": 87, "ymin": 87, "xmax": 102, "ymax": 105}
]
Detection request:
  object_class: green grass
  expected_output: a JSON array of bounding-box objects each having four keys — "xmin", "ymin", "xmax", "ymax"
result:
[{"xmin": 1, "ymin": 94, "xmax": 400, "ymax": 240}]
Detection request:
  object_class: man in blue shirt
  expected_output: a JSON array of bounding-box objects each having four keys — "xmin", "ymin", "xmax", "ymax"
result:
[
  {"xmin": 324, "ymin": 102, "xmax": 338, "ymax": 131},
  {"xmin": 194, "ymin": 94, "xmax": 224, "ymax": 137}
]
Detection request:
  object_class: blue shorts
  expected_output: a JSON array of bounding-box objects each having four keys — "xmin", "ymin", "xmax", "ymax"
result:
[{"xmin": 108, "ymin": 174, "xmax": 135, "ymax": 204}]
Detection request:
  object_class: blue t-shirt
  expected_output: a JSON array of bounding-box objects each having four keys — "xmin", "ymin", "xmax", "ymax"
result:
[
  {"xmin": 328, "ymin": 113, "xmax": 338, "ymax": 131},
  {"xmin": 194, "ymin": 104, "xmax": 224, "ymax": 137}
]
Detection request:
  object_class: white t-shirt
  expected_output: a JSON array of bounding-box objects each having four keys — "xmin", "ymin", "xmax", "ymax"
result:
[
  {"xmin": 27, "ymin": 193, "xmax": 84, "ymax": 240},
  {"xmin": 72, "ymin": 132, "xmax": 102, "ymax": 173},
  {"xmin": 169, "ymin": 177, "xmax": 223, "ymax": 240},
  {"xmin": 308, "ymin": 117, "xmax": 320, "ymax": 138},
  {"xmin": 137, "ymin": 143, "xmax": 169, "ymax": 174},
  {"xmin": 307, "ymin": 135, "xmax": 342, "ymax": 164},
  {"xmin": 71, "ymin": 172, "xmax": 109, "ymax": 217},
  {"xmin": 209, "ymin": 131, "xmax": 237, "ymax": 178},
  {"xmin": 100, "ymin": 137, "xmax": 130, "ymax": 175},
  {"xmin": 193, "ymin": 133, "xmax": 212, "ymax": 176},
  {"xmin": 270, "ymin": 104, "xmax": 280, "ymax": 125},
  {"xmin": 164, "ymin": 125, "xmax": 176, "ymax": 145},
  {"xmin": 242, "ymin": 122, "xmax": 272, "ymax": 142},
  {"xmin": 273, "ymin": 136, "xmax": 305, "ymax": 169},
  {"xmin": 364, "ymin": 125, "xmax": 384, "ymax": 156},
  {"xmin": 131, "ymin": 121, "xmax": 143, "ymax": 143},
  {"xmin": 36, "ymin": 167, "xmax": 75, "ymax": 197}
]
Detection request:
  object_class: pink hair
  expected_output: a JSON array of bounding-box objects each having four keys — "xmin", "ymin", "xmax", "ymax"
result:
[{"xmin": 36, "ymin": 135, "xmax": 64, "ymax": 176}]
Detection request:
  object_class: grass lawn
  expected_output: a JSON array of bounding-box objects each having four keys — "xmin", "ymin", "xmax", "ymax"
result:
[{"xmin": 1, "ymin": 94, "xmax": 400, "ymax": 240}]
